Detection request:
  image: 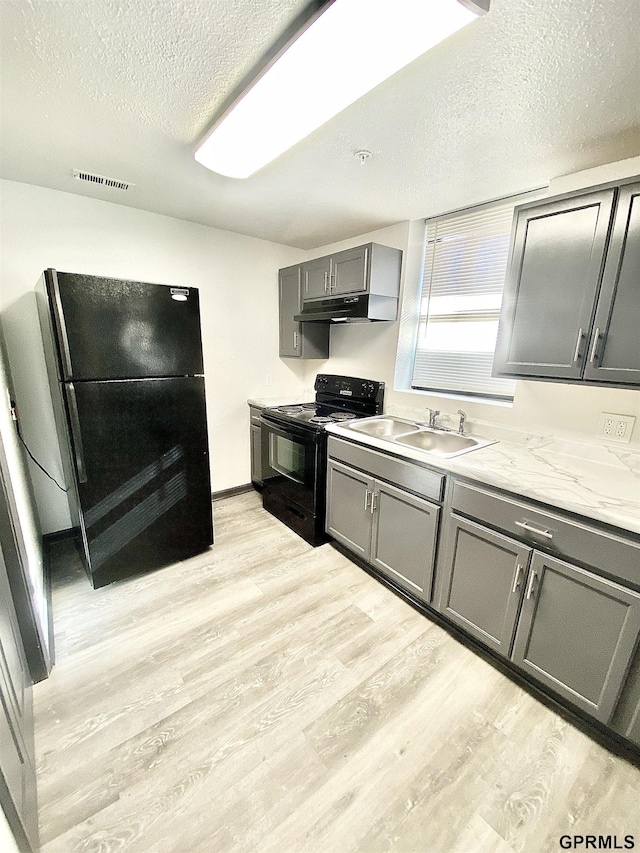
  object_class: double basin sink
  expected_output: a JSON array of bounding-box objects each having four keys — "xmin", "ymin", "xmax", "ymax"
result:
[{"xmin": 344, "ymin": 416, "xmax": 497, "ymax": 458}]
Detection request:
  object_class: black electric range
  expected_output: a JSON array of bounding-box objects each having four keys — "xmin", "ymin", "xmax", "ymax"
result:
[{"xmin": 260, "ymin": 374, "xmax": 384, "ymax": 545}]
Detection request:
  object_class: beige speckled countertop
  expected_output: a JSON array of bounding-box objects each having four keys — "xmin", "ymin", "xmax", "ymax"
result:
[{"xmin": 325, "ymin": 419, "xmax": 640, "ymax": 536}]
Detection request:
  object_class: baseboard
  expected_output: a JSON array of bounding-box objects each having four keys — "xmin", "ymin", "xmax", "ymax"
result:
[
  {"xmin": 41, "ymin": 536, "xmax": 55, "ymax": 670},
  {"xmin": 42, "ymin": 527, "xmax": 78, "ymax": 544},
  {"xmin": 211, "ymin": 483, "xmax": 254, "ymax": 502}
]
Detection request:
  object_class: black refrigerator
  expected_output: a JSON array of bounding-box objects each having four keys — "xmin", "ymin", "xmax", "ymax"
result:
[{"xmin": 36, "ymin": 269, "xmax": 214, "ymax": 588}]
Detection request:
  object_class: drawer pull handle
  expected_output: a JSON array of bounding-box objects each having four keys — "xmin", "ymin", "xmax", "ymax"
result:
[
  {"xmin": 573, "ymin": 328, "xmax": 583, "ymax": 363},
  {"xmin": 589, "ymin": 328, "xmax": 601, "ymax": 364},
  {"xmin": 526, "ymin": 570, "xmax": 539, "ymax": 600},
  {"xmin": 364, "ymin": 489, "xmax": 371, "ymax": 511},
  {"xmin": 370, "ymin": 491, "xmax": 377, "ymax": 514},
  {"xmin": 511, "ymin": 563, "xmax": 524, "ymax": 593},
  {"xmin": 515, "ymin": 520, "xmax": 554, "ymax": 540}
]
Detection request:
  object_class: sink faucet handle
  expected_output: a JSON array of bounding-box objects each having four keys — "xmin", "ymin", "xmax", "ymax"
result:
[
  {"xmin": 426, "ymin": 408, "xmax": 440, "ymax": 428},
  {"xmin": 457, "ymin": 409, "xmax": 467, "ymax": 435}
]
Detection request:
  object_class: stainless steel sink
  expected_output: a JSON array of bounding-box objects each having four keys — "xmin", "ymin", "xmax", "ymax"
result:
[
  {"xmin": 348, "ymin": 417, "xmax": 419, "ymax": 438},
  {"xmin": 345, "ymin": 416, "xmax": 496, "ymax": 458},
  {"xmin": 394, "ymin": 430, "xmax": 494, "ymax": 457}
]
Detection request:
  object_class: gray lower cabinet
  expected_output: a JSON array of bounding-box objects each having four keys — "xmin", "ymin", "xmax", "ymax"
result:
[
  {"xmin": 437, "ymin": 484, "xmax": 640, "ymax": 728},
  {"xmin": 326, "ymin": 458, "xmax": 439, "ymax": 601},
  {"xmin": 611, "ymin": 641, "xmax": 640, "ymax": 747},
  {"xmin": 249, "ymin": 405, "xmax": 263, "ymax": 488},
  {"xmin": 326, "ymin": 461, "xmax": 373, "ymax": 560},
  {"xmin": 279, "ymin": 265, "xmax": 329, "ymax": 359},
  {"xmin": 370, "ymin": 480, "xmax": 439, "ymax": 599},
  {"xmin": 512, "ymin": 551, "xmax": 640, "ymax": 724},
  {"xmin": 439, "ymin": 515, "xmax": 532, "ymax": 656}
]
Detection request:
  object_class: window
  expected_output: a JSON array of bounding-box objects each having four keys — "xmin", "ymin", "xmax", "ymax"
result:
[{"xmin": 410, "ymin": 194, "xmax": 539, "ymax": 401}]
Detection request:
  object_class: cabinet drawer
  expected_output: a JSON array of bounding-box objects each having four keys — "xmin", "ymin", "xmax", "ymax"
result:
[
  {"xmin": 328, "ymin": 437, "xmax": 444, "ymax": 503},
  {"xmin": 452, "ymin": 480, "xmax": 640, "ymax": 588}
]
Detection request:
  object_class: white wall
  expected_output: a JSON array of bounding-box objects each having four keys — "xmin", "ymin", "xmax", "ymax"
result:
[
  {"xmin": 0, "ymin": 179, "xmax": 307, "ymax": 535},
  {"xmin": 0, "ymin": 343, "xmax": 48, "ymax": 647}
]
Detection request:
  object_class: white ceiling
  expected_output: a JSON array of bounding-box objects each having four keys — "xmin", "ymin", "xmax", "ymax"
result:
[{"xmin": 1, "ymin": 0, "xmax": 639, "ymax": 249}]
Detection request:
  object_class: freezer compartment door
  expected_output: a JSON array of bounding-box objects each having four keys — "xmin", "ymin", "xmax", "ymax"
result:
[
  {"xmin": 64, "ymin": 377, "xmax": 213, "ymax": 587},
  {"xmin": 48, "ymin": 270, "xmax": 204, "ymax": 380}
]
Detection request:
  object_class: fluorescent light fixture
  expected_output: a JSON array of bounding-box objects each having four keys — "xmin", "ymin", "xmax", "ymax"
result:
[{"xmin": 194, "ymin": 0, "xmax": 489, "ymax": 179}]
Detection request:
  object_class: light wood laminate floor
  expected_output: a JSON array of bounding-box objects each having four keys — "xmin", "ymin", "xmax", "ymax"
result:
[{"xmin": 35, "ymin": 492, "xmax": 640, "ymax": 852}]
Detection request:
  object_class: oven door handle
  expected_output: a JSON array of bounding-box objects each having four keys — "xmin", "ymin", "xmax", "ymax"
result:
[{"xmin": 259, "ymin": 416, "xmax": 318, "ymax": 443}]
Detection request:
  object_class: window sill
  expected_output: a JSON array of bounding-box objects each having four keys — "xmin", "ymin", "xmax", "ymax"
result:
[{"xmin": 396, "ymin": 386, "xmax": 515, "ymax": 409}]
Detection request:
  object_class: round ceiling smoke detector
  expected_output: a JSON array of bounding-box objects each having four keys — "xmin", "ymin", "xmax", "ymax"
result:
[{"xmin": 355, "ymin": 150, "xmax": 372, "ymax": 165}]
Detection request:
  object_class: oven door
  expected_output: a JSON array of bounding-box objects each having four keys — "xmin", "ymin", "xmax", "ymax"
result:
[{"xmin": 260, "ymin": 415, "xmax": 319, "ymax": 514}]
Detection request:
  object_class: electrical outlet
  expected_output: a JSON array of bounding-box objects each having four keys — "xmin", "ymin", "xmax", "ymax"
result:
[
  {"xmin": 265, "ymin": 373, "xmax": 272, "ymax": 387},
  {"xmin": 598, "ymin": 412, "xmax": 636, "ymax": 444}
]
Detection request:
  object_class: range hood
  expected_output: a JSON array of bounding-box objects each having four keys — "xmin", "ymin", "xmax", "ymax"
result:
[{"xmin": 294, "ymin": 293, "xmax": 398, "ymax": 323}]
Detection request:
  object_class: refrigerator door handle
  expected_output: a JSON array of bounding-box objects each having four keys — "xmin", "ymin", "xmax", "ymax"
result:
[
  {"xmin": 66, "ymin": 383, "xmax": 87, "ymax": 483},
  {"xmin": 48, "ymin": 268, "xmax": 74, "ymax": 380}
]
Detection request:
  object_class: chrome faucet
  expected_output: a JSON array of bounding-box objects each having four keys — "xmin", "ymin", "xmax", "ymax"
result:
[
  {"xmin": 457, "ymin": 409, "xmax": 467, "ymax": 435},
  {"xmin": 426, "ymin": 408, "xmax": 440, "ymax": 429}
]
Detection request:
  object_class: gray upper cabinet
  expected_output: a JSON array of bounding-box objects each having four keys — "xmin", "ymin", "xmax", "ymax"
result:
[
  {"xmin": 278, "ymin": 265, "xmax": 329, "ymax": 359},
  {"xmin": 301, "ymin": 255, "xmax": 332, "ymax": 301},
  {"xmin": 331, "ymin": 245, "xmax": 368, "ymax": 295},
  {"xmin": 494, "ymin": 188, "xmax": 616, "ymax": 381},
  {"xmin": 301, "ymin": 243, "xmax": 402, "ymax": 303},
  {"xmin": 583, "ymin": 181, "xmax": 640, "ymax": 384},
  {"xmin": 438, "ymin": 515, "xmax": 532, "ymax": 657},
  {"xmin": 511, "ymin": 552, "xmax": 640, "ymax": 724}
]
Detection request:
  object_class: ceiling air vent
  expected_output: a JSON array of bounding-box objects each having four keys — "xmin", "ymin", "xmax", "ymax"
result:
[{"xmin": 73, "ymin": 169, "xmax": 134, "ymax": 191}]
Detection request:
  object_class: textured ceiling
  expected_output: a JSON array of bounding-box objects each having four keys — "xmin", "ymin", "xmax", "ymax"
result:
[{"xmin": 1, "ymin": 0, "xmax": 639, "ymax": 249}]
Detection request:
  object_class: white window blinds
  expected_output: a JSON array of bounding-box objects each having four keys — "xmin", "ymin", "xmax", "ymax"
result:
[{"xmin": 411, "ymin": 200, "xmax": 520, "ymax": 400}]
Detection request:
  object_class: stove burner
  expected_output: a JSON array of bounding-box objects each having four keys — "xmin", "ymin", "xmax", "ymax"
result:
[
  {"xmin": 277, "ymin": 405, "xmax": 304, "ymax": 415},
  {"xmin": 329, "ymin": 412, "xmax": 357, "ymax": 422},
  {"xmin": 309, "ymin": 416, "xmax": 332, "ymax": 425},
  {"xmin": 301, "ymin": 403, "xmax": 317, "ymax": 410}
]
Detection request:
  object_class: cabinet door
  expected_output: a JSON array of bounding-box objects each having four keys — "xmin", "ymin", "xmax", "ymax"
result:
[
  {"xmin": 370, "ymin": 480, "xmax": 440, "ymax": 602},
  {"xmin": 326, "ymin": 460, "xmax": 373, "ymax": 560},
  {"xmin": 279, "ymin": 267, "xmax": 301, "ymax": 357},
  {"xmin": 0, "ymin": 544, "xmax": 37, "ymax": 850},
  {"xmin": 583, "ymin": 182, "xmax": 640, "ymax": 384},
  {"xmin": 494, "ymin": 189, "xmax": 615, "ymax": 380},
  {"xmin": 302, "ymin": 256, "xmax": 331, "ymax": 301},
  {"xmin": 512, "ymin": 552, "xmax": 640, "ymax": 724},
  {"xmin": 439, "ymin": 515, "xmax": 532, "ymax": 656},
  {"xmin": 331, "ymin": 245, "xmax": 368, "ymax": 296}
]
